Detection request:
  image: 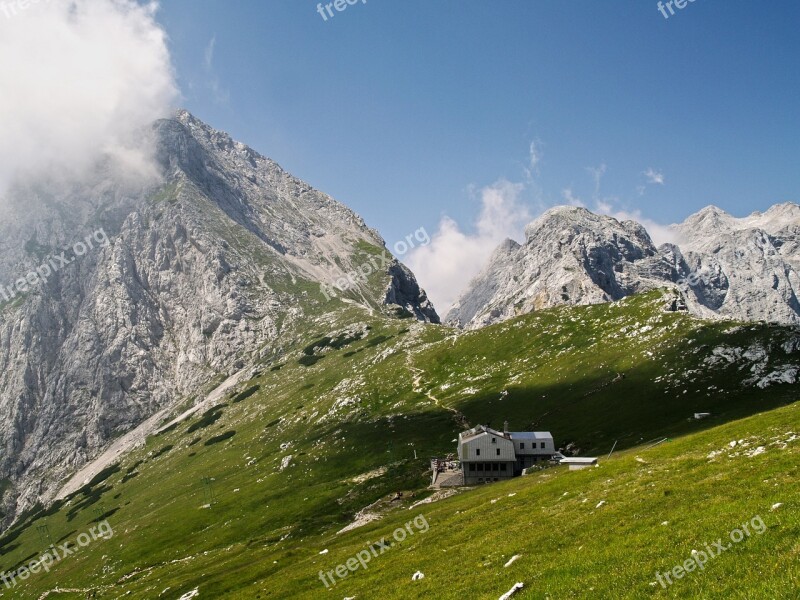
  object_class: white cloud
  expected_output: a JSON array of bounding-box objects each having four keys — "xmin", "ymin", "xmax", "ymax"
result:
[
  {"xmin": 580, "ymin": 165, "xmax": 679, "ymax": 246},
  {"xmin": 593, "ymin": 203, "xmax": 677, "ymax": 246},
  {"xmin": 586, "ymin": 164, "xmax": 607, "ymax": 197},
  {"xmin": 528, "ymin": 141, "xmax": 542, "ymax": 170},
  {"xmin": 523, "ymin": 139, "xmax": 543, "ymax": 182},
  {"xmin": 644, "ymin": 168, "xmax": 665, "ymax": 185},
  {"xmin": 0, "ymin": 0, "xmax": 177, "ymax": 197},
  {"xmin": 584, "ymin": 165, "xmax": 675, "ymax": 245},
  {"xmin": 406, "ymin": 179, "xmax": 531, "ymax": 315},
  {"xmin": 562, "ymin": 188, "xmax": 585, "ymax": 207},
  {"xmin": 406, "ymin": 150, "xmax": 676, "ymax": 316},
  {"xmin": 204, "ymin": 34, "xmax": 229, "ymax": 105},
  {"xmin": 205, "ymin": 35, "xmax": 217, "ymax": 69},
  {"xmin": 595, "ymin": 200, "xmax": 613, "ymax": 214}
]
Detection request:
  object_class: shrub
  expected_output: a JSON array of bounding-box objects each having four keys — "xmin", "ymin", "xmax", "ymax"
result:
[
  {"xmin": 187, "ymin": 406, "xmax": 225, "ymax": 434},
  {"xmin": 151, "ymin": 445, "xmax": 174, "ymax": 459},
  {"xmin": 232, "ymin": 385, "xmax": 260, "ymax": 403},
  {"xmin": 365, "ymin": 335, "xmax": 392, "ymax": 348},
  {"xmin": 204, "ymin": 431, "xmax": 237, "ymax": 446},
  {"xmin": 157, "ymin": 422, "xmax": 178, "ymax": 435},
  {"xmin": 298, "ymin": 355, "xmax": 323, "ymax": 367},
  {"xmin": 302, "ymin": 337, "xmax": 332, "ymax": 356}
]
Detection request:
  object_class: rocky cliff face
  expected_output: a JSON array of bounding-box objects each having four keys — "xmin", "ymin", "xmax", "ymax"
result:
[
  {"xmin": 0, "ymin": 110, "xmax": 437, "ymax": 522},
  {"xmin": 671, "ymin": 204, "xmax": 800, "ymax": 324},
  {"xmin": 446, "ymin": 204, "xmax": 800, "ymax": 329}
]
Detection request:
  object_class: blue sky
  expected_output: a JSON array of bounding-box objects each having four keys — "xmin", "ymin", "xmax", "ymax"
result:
[{"xmin": 155, "ymin": 0, "xmax": 799, "ymax": 310}]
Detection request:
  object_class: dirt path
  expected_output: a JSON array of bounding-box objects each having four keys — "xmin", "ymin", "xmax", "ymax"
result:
[{"xmin": 406, "ymin": 357, "xmax": 469, "ymax": 429}]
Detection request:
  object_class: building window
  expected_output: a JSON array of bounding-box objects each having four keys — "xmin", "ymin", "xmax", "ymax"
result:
[
  {"xmin": 500, "ymin": 463, "xmax": 507, "ymax": 471},
  {"xmin": 476, "ymin": 448, "xmax": 480, "ymax": 456},
  {"xmin": 496, "ymin": 448, "xmax": 500, "ymax": 456},
  {"xmin": 469, "ymin": 463, "xmax": 476, "ymax": 472},
  {"xmin": 541, "ymin": 442, "xmax": 546, "ymax": 449},
  {"xmin": 520, "ymin": 443, "xmax": 525, "ymax": 449},
  {"xmin": 477, "ymin": 463, "xmax": 484, "ymax": 471},
  {"xmin": 491, "ymin": 437, "xmax": 496, "ymax": 444},
  {"xmin": 493, "ymin": 463, "xmax": 499, "ymax": 471}
]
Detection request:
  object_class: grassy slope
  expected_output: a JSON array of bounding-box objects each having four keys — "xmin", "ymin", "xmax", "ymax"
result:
[
  {"xmin": 258, "ymin": 401, "xmax": 800, "ymax": 599},
  {"xmin": 0, "ymin": 291, "xmax": 797, "ymax": 599}
]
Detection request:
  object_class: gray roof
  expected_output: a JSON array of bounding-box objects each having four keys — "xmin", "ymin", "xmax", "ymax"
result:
[
  {"xmin": 508, "ymin": 431, "xmax": 553, "ymax": 440},
  {"xmin": 458, "ymin": 425, "xmax": 507, "ymax": 442}
]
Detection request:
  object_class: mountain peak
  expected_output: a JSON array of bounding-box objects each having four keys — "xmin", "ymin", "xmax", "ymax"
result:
[
  {"xmin": 449, "ymin": 202, "xmax": 800, "ymax": 330},
  {"xmin": 0, "ymin": 111, "xmax": 439, "ymax": 521}
]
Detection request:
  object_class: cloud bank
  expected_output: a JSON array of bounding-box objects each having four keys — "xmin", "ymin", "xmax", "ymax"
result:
[
  {"xmin": 0, "ymin": 0, "xmax": 177, "ymax": 197},
  {"xmin": 406, "ymin": 179, "xmax": 531, "ymax": 314}
]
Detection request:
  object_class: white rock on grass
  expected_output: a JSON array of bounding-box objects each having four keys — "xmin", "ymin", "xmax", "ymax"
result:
[
  {"xmin": 498, "ymin": 582, "xmax": 524, "ymax": 600},
  {"xmin": 412, "ymin": 571, "xmax": 425, "ymax": 581},
  {"xmin": 504, "ymin": 555, "xmax": 521, "ymax": 567}
]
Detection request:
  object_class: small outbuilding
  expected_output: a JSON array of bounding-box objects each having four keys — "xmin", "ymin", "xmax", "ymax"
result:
[{"xmin": 560, "ymin": 457, "xmax": 598, "ymax": 471}]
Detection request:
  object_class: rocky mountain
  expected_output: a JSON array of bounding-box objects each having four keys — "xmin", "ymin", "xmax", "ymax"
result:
[
  {"xmin": 671, "ymin": 203, "xmax": 800, "ymax": 323},
  {"xmin": 446, "ymin": 203, "xmax": 800, "ymax": 329},
  {"xmin": 0, "ymin": 110, "xmax": 437, "ymax": 522}
]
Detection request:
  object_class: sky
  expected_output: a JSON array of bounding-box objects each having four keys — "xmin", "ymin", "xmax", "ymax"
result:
[{"xmin": 1, "ymin": 1, "xmax": 799, "ymax": 313}]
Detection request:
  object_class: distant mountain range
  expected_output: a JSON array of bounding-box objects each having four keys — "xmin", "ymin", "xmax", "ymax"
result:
[{"xmin": 446, "ymin": 203, "xmax": 800, "ymax": 329}]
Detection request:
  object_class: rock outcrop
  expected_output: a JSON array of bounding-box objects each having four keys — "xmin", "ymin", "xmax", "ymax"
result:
[{"xmin": 447, "ymin": 204, "xmax": 800, "ymax": 329}]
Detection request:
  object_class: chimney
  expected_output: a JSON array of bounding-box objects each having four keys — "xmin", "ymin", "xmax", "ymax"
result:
[{"xmin": 503, "ymin": 421, "xmax": 509, "ymax": 435}]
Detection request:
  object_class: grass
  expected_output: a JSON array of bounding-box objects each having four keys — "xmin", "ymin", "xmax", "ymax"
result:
[
  {"xmin": 1, "ymin": 290, "xmax": 797, "ymax": 598},
  {"xmin": 254, "ymin": 401, "xmax": 800, "ymax": 599}
]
